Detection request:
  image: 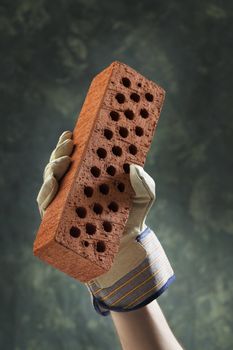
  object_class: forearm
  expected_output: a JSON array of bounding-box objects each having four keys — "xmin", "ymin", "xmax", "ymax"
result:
[{"xmin": 111, "ymin": 299, "xmax": 183, "ymax": 350}]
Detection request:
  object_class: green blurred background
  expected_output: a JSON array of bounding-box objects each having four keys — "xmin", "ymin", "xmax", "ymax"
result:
[{"xmin": 1, "ymin": 0, "xmax": 232, "ymax": 349}]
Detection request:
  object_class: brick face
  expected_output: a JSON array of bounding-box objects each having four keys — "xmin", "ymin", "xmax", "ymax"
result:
[{"xmin": 33, "ymin": 61, "xmax": 165, "ymax": 282}]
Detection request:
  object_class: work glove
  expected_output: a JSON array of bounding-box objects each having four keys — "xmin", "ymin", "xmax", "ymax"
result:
[{"xmin": 37, "ymin": 131, "xmax": 175, "ymax": 316}]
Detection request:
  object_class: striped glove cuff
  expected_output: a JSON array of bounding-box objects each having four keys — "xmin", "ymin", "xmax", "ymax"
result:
[{"xmin": 86, "ymin": 227, "xmax": 175, "ymax": 316}]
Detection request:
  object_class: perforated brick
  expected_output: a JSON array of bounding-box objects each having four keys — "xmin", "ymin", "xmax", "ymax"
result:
[{"xmin": 33, "ymin": 61, "xmax": 165, "ymax": 282}]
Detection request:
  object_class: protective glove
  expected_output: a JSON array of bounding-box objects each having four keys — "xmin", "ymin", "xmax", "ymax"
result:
[{"xmin": 37, "ymin": 131, "xmax": 175, "ymax": 316}]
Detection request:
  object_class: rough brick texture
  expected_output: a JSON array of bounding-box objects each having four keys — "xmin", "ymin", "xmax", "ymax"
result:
[{"xmin": 33, "ymin": 61, "xmax": 165, "ymax": 282}]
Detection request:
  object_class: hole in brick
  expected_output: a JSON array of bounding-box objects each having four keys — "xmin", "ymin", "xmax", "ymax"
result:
[
  {"xmin": 70, "ymin": 226, "xmax": 81, "ymax": 238},
  {"xmin": 130, "ymin": 93, "xmax": 140, "ymax": 102},
  {"xmin": 145, "ymin": 93, "xmax": 154, "ymax": 102},
  {"xmin": 97, "ymin": 147, "xmax": 107, "ymax": 159},
  {"xmin": 117, "ymin": 182, "xmax": 125, "ymax": 192},
  {"xmin": 115, "ymin": 93, "xmax": 125, "ymax": 104},
  {"xmin": 108, "ymin": 201, "xmax": 119, "ymax": 212},
  {"xmin": 140, "ymin": 108, "xmax": 149, "ymax": 118},
  {"xmin": 110, "ymin": 111, "xmax": 120, "ymax": 121},
  {"xmin": 112, "ymin": 146, "xmax": 122, "ymax": 156},
  {"xmin": 91, "ymin": 166, "xmax": 101, "ymax": 177},
  {"xmin": 84, "ymin": 186, "xmax": 93, "ymax": 197},
  {"xmin": 82, "ymin": 240, "xmax": 89, "ymax": 247},
  {"xmin": 107, "ymin": 165, "xmax": 116, "ymax": 176},
  {"xmin": 123, "ymin": 163, "xmax": 130, "ymax": 174},
  {"xmin": 104, "ymin": 128, "xmax": 113, "ymax": 140},
  {"xmin": 103, "ymin": 221, "xmax": 112, "ymax": 232},
  {"xmin": 96, "ymin": 240, "xmax": 106, "ymax": 253},
  {"xmin": 86, "ymin": 223, "xmax": 96, "ymax": 235},
  {"xmin": 137, "ymin": 83, "xmax": 142, "ymax": 87},
  {"xmin": 119, "ymin": 127, "xmax": 129, "ymax": 138},
  {"xmin": 93, "ymin": 203, "xmax": 103, "ymax": 215},
  {"xmin": 122, "ymin": 77, "xmax": 131, "ymax": 88},
  {"xmin": 99, "ymin": 183, "xmax": 109, "ymax": 195},
  {"xmin": 129, "ymin": 144, "xmax": 137, "ymax": 155},
  {"xmin": 124, "ymin": 109, "xmax": 134, "ymax": 120},
  {"xmin": 135, "ymin": 126, "xmax": 144, "ymax": 136},
  {"xmin": 76, "ymin": 207, "xmax": 87, "ymax": 218}
]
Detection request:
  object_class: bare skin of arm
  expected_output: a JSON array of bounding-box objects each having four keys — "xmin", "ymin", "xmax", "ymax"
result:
[{"xmin": 110, "ymin": 299, "xmax": 184, "ymax": 350}]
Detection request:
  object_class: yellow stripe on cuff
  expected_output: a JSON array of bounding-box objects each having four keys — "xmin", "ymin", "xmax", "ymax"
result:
[
  {"xmin": 101, "ymin": 254, "xmax": 168, "ymax": 303},
  {"xmin": 109, "ymin": 267, "xmax": 163, "ymax": 306},
  {"xmin": 125, "ymin": 275, "xmax": 170, "ymax": 308}
]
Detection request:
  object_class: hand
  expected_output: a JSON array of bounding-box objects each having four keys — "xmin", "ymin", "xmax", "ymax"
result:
[
  {"xmin": 36, "ymin": 131, "xmax": 174, "ymax": 317},
  {"xmin": 36, "ymin": 131, "xmax": 74, "ymax": 218},
  {"xmin": 36, "ymin": 131, "xmax": 155, "ymax": 285}
]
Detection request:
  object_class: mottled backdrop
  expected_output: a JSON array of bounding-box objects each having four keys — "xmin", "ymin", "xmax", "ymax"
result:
[{"xmin": 0, "ymin": 0, "xmax": 232, "ymax": 349}]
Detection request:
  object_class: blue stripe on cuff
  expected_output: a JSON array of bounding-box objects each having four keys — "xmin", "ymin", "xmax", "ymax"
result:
[
  {"xmin": 135, "ymin": 226, "xmax": 151, "ymax": 241},
  {"xmin": 93, "ymin": 274, "xmax": 176, "ymax": 317}
]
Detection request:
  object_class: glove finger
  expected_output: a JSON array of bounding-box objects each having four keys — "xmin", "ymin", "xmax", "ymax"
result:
[
  {"xmin": 36, "ymin": 175, "xmax": 58, "ymax": 218},
  {"xmin": 49, "ymin": 130, "xmax": 73, "ymax": 161},
  {"xmin": 125, "ymin": 165, "xmax": 156, "ymax": 232},
  {"xmin": 129, "ymin": 164, "xmax": 156, "ymax": 201},
  {"xmin": 43, "ymin": 155, "xmax": 71, "ymax": 181},
  {"xmin": 49, "ymin": 138, "xmax": 74, "ymax": 162},
  {"xmin": 57, "ymin": 130, "xmax": 73, "ymax": 146}
]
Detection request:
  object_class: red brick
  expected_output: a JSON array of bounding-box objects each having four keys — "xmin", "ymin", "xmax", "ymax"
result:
[{"xmin": 33, "ymin": 61, "xmax": 165, "ymax": 282}]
